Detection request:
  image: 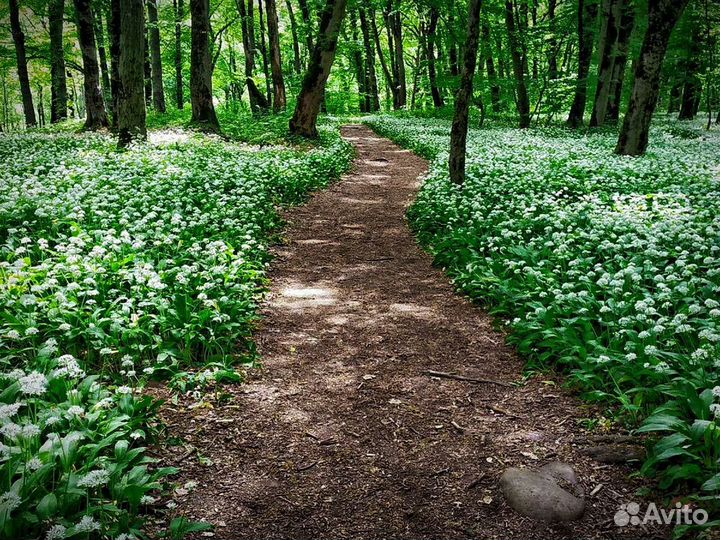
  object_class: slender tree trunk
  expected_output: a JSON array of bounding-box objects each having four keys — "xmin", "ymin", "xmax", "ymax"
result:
[
  {"xmin": 74, "ymin": 0, "xmax": 109, "ymax": 129},
  {"xmin": 95, "ymin": 8, "xmax": 111, "ymax": 105},
  {"xmin": 371, "ymin": 10, "xmax": 394, "ymax": 108},
  {"xmin": 359, "ymin": 7, "xmax": 380, "ymax": 111},
  {"xmin": 448, "ymin": 1, "xmax": 459, "ymax": 77},
  {"xmin": 144, "ymin": 28, "xmax": 153, "ymax": 105},
  {"xmin": 391, "ymin": 4, "xmax": 407, "ymax": 108},
  {"xmin": 9, "ymin": 0, "xmax": 37, "ymax": 127},
  {"xmin": 290, "ymin": 0, "xmax": 348, "ymax": 137},
  {"xmin": 265, "ymin": 0, "xmax": 286, "ymax": 110},
  {"xmin": 426, "ymin": 7, "xmax": 444, "ymax": 108},
  {"xmin": 590, "ymin": 0, "xmax": 621, "ymax": 127},
  {"xmin": 449, "ymin": 0, "xmax": 483, "ymax": 185},
  {"xmin": 147, "ymin": 0, "xmax": 167, "ymax": 112},
  {"xmin": 175, "ymin": 0, "xmax": 184, "ymax": 109},
  {"xmin": 37, "ymin": 85, "xmax": 45, "ymax": 126},
  {"xmin": 607, "ymin": 1, "xmax": 634, "ymax": 122},
  {"xmin": 548, "ymin": 0, "xmax": 558, "ymax": 79},
  {"xmin": 678, "ymin": 25, "xmax": 702, "ymax": 120},
  {"xmin": 285, "ymin": 0, "xmax": 303, "ymax": 74},
  {"xmin": 190, "ymin": 0, "xmax": 221, "ymax": 131},
  {"xmin": 297, "ymin": 0, "xmax": 314, "ymax": 62},
  {"xmin": 257, "ymin": 0, "xmax": 272, "ymax": 102},
  {"xmin": 49, "ymin": 0, "xmax": 68, "ymax": 123},
  {"xmin": 481, "ymin": 19, "xmax": 500, "ymax": 113},
  {"xmin": 616, "ymin": 0, "xmax": 691, "ymax": 156},
  {"xmin": 118, "ymin": 0, "xmax": 146, "ymax": 146},
  {"xmin": 350, "ymin": 11, "xmax": 368, "ymax": 112},
  {"xmin": 237, "ymin": 0, "xmax": 268, "ymax": 111},
  {"xmin": 566, "ymin": 0, "xmax": 598, "ymax": 127},
  {"xmin": 109, "ymin": 0, "xmax": 121, "ymax": 126},
  {"xmin": 505, "ymin": 0, "xmax": 530, "ymax": 128}
]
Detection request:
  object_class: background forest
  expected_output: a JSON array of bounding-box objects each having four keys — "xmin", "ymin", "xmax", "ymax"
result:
[{"xmin": 1, "ymin": 0, "xmax": 720, "ymax": 538}]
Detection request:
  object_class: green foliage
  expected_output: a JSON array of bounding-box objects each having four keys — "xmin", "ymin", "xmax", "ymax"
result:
[{"xmin": 367, "ymin": 114, "xmax": 720, "ymax": 519}]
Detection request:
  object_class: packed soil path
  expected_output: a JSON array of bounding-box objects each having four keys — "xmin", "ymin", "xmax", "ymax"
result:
[{"xmin": 160, "ymin": 126, "xmax": 663, "ymax": 540}]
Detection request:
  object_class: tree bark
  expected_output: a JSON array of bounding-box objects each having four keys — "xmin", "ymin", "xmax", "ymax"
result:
[
  {"xmin": 616, "ymin": 0, "xmax": 691, "ymax": 156},
  {"xmin": 505, "ymin": 0, "xmax": 530, "ymax": 128},
  {"xmin": 290, "ymin": 0, "xmax": 348, "ymax": 137},
  {"xmin": 190, "ymin": 0, "xmax": 221, "ymax": 131},
  {"xmin": 175, "ymin": 0, "xmax": 184, "ymax": 109},
  {"xmin": 49, "ymin": 0, "xmax": 68, "ymax": 123},
  {"xmin": 481, "ymin": 19, "xmax": 500, "ymax": 113},
  {"xmin": 297, "ymin": 0, "xmax": 314, "ymax": 60},
  {"xmin": 265, "ymin": 0, "xmax": 286, "ymax": 110},
  {"xmin": 285, "ymin": 0, "xmax": 303, "ymax": 74},
  {"xmin": 147, "ymin": 0, "xmax": 167, "ymax": 112},
  {"xmin": 9, "ymin": 0, "xmax": 37, "ymax": 127},
  {"xmin": 448, "ymin": 1, "xmax": 459, "ymax": 77},
  {"xmin": 449, "ymin": 0, "xmax": 483, "ymax": 185},
  {"xmin": 359, "ymin": 7, "xmax": 380, "ymax": 112},
  {"xmin": 426, "ymin": 7, "xmax": 444, "ymax": 108},
  {"xmin": 590, "ymin": 0, "xmax": 621, "ymax": 127},
  {"xmin": 144, "ymin": 28, "xmax": 153, "ymax": 105},
  {"xmin": 118, "ymin": 0, "xmax": 147, "ymax": 146},
  {"xmin": 566, "ymin": 0, "xmax": 598, "ymax": 127},
  {"xmin": 74, "ymin": 0, "xmax": 109, "ymax": 129},
  {"xmin": 94, "ymin": 8, "xmax": 112, "ymax": 105},
  {"xmin": 606, "ymin": 1, "xmax": 634, "ymax": 122},
  {"xmin": 109, "ymin": 0, "xmax": 121, "ymax": 126},
  {"xmin": 390, "ymin": 3, "xmax": 406, "ymax": 108},
  {"xmin": 350, "ymin": 11, "xmax": 368, "ymax": 112},
  {"xmin": 371, "ymin": 9, "xmax": 394, "ymax": 108},
  {"xmin": 678, "ymin": 24, "xmax": 702, "ymax": 120},
  {"xmin": 257, "ymin": 0, "xmax": 272, "ymax": 102},
  {"xmin": 548, "ymin": 0, "xmax": 558, "ymax": 79}
]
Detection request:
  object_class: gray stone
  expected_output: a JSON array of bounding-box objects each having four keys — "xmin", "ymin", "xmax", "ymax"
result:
[{"xmin": 500, "ymin": 462, "xmax": 585, "ymax": 522}]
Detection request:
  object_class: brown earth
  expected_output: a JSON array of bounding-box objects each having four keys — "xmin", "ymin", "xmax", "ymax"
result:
[{"xmin": 156, "ymin": 125, "xmax": 668, "ymax": 540}]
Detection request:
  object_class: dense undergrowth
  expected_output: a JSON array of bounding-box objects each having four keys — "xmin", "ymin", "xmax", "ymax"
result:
[
  {"xmin": 0, "ymin": 114, "xmax": 353, "ymax": 539},
  {"xmin": 367, "ymin": 115, "xmax": 720, "ymax": 528}
]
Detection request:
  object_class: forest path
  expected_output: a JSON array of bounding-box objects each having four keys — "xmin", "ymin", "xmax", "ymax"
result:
[{"xmin": 160, "ymin": 125, "xmax": 656, "ymax": 539}]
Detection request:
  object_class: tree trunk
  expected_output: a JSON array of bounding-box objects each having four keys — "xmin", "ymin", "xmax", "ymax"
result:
[
  {"xmin": 144, "ymin": 28, "xmax": 153, "ymax": 105},
  {"xmin": 147, "ymin": 0, "xmax": 167, "ymax": 112},
  {"xmin": 590, "ymin": 0, "xmax": 621, "ymax": 127},
  {"xmin": 285, "ymin": 0, "xmax": 303, "ymax": 74},
  {"xmin": 350, "ymin": 11, "xmax": 368, "ymax": 112},
  {"xmin": 448, "ymin": 2, "xmax": 459, "ymax": 77},
  {"xmin": 290, "ymin": 0, "xmax": 348, "ymax": 137},
  {"xmin": 427, "ymin": 7, "xmax": 444, "ymax": 108},
  {"xmin": 390, "ymin": 4, "xmax": 407, "ymax": 108},
  {"xmin": 109, "ymin": 0, "xmax": 121, "ymax": 126},
  {"xmin": 371, "ymin": 9, "xmax": 394, "ymax": 108},
  {"xmin": 74, "ymin": 0, "xmax": 109, "ymax": 129},
  {"xmin": 678, "ymin": 27, "xmax": 702, "ymax": 120},
  {"xmin": 9, "ymin": 0, "xmax": 37, "ymax": 127},
  {"xmin": 49, "ymin": 0, "xmax": 68, "ymax": 123},
  {"xmin": 257, "ymin": 0, "xmax": 272, "ymax": 102},
  {"xmin": 359, "ymin": 7, "xmax": 380, "ymax": 112},
  {"xmin": 94, "ymin": 8, "xmax": 112, "ymax": 105},
  {"xmin": 548, "ymin": 0, "xmax": 558, "ymax": 79},
  {"xmin": 505, "ymin": 0, "xmax": 530, "ymax": 128},
  {"xmin": 607, "ymin": 1, "xmax": 634, "ymax": 122},
  {"xmin": 297, "ymin": 0, "xmax": 314, "ymax": 62},
  {"xmin": 449, "ymin": 0, "xmax": 483, "ymax": 185},
  {"xmin": 118, "ymin": 0, "xmax": 147, "ymax": 146},
  {"xmin": 190, "ymin": 0, "xmax": 221, "ymax": 131},
  {"xmin": 481, "ymin": 19, "xmax": 500, "ymax": 113},
  {"xmin": 566, "ymin": 0, "xmax": 598, "ymax": 127},
  {"xmin": 616, "ymin": 0, "xmax": 691, "ymax": 156},
  {"xmin": 175, "ymin": 0, "xmax": 184, "ymax": 109},
  {"xmin": 265, "ymin": 0, "xmax": 286, "ymax": 110}
]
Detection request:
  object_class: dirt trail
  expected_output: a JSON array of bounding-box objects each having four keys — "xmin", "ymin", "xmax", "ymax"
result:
[{"xmin": 160, "ymin": 125, "xmax": 662, "ymax": 539}]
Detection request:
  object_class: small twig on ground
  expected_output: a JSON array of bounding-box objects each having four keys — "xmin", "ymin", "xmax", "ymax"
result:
[
  {"xmin": 297, "ymin": 461, "xmax": 319, "ymax": 472},
  {"xmin": 422, "ymin": 370, "xmax": 513, "ymax": 388},
  {"xmin": 488, "ymin": 405, "xmax": 521, "ymax": 418}
]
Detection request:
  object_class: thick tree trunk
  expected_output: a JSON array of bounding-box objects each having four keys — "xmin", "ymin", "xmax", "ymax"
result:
[
  {"xmin": 118, "ymin": 0, "xmax": 147, "ymax": 146},
  {"xmin": 481, "ymin": 19, "xmax": 500, "ymax": 113},
  {"xmin": 175, "ymin": 0, "xmax": 184, "ymax": 109},
  {"xmin": 285, "ymin": 0, "xmax": 303, "ymax": 74},
  {"xmin": 49, "ymin": 0, "xmax": 68, "ymax": 123},
  {"xmin": 265, "ymin": 0, "xmax": 286, "ymax": 110},
  {"xmin": 94, "ymin": 8, "xmax": 111, "ymax": 104},
  {"xmin": 359, "ymin": 7, "xmax": 380, "ymax": 112},
  {"xmin": 290, "ymin": 0, "xmax": 348, "ymax": 137},
  {"xmin": 109, "ymin": 0, "xmax": 121, "ymax": 126},
  {"xmin": 616, "ymin": 0, "xmax": 691, "ymax": 156},
  {"xmin": 590, "ymin": 0, "xmax": 621, "ymax": 127},
  {"xmin": 74, "ymin": 0, "xmax": 109, "ymax": 129},
  {"xmin": 607, "ymin": 1, "xmax": 634, "ymax": 122},
  {"xmin": 147, "ymin": 0, "xmax": 167, "ymax": 112},
  {"xmin": 190, "ymin": 0, "xmax": 221, "ymax": 131},
  {"xmin": 257, "ymin": 0, "xmax": 272, "ymax": 102},
  {"xmin": 505, "ymin": 0, "xmax": 530, "ymax": 128},
  {"xmin": 566, "ymin": 0, "xmax": 598, "ymax": 128},
  {"xmin": 9, "ymin": 0, "xmax": 37, "ymax": 127},
  {"xmin": 427, "ymin": 7, "xmax": 444, "ymax": 108},
  {"xmin": 449, "ymin": 0, "xmax": 483, "ymax": 185}
]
